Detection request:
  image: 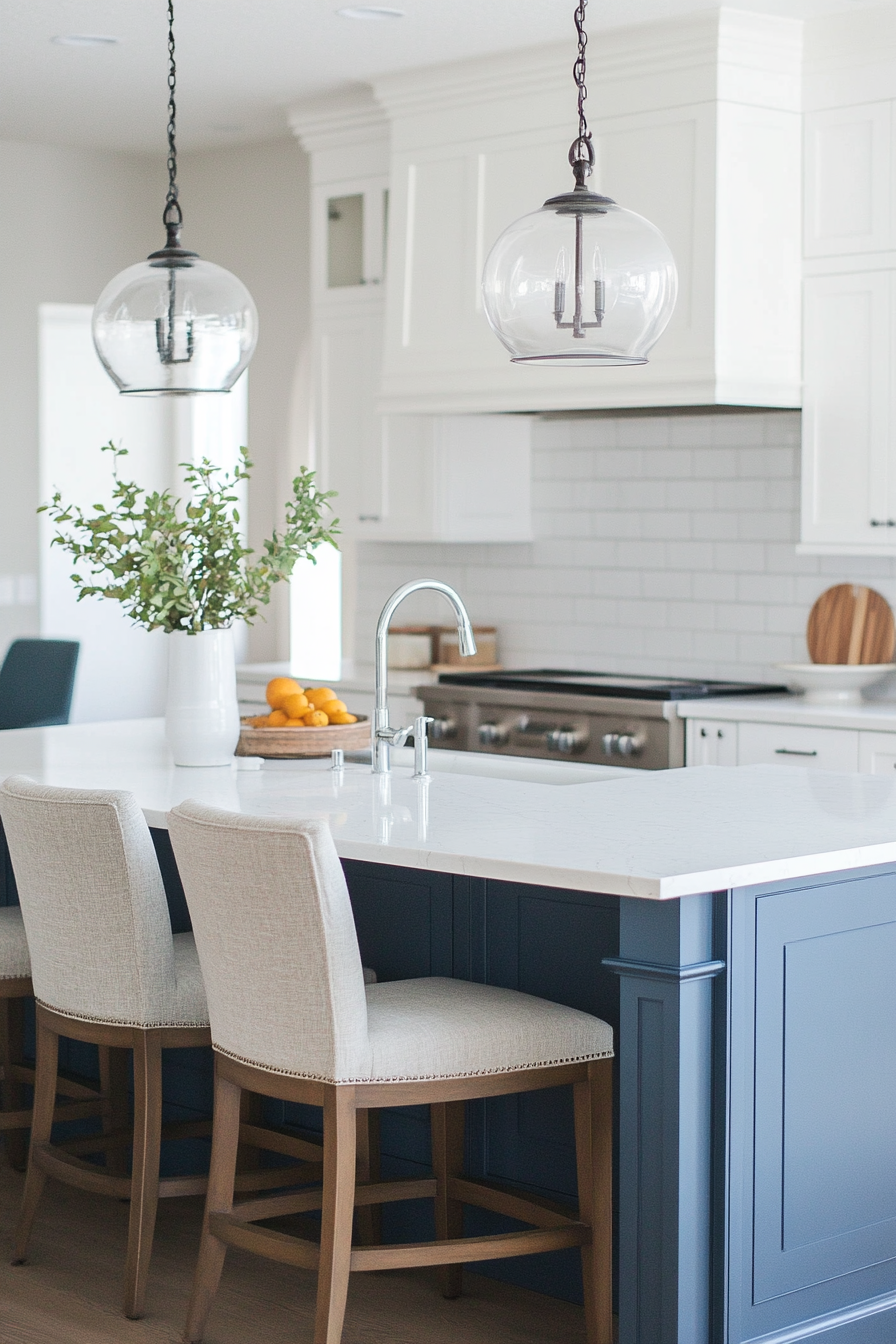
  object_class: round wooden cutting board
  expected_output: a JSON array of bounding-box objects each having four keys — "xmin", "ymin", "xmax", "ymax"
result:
[
  {"xmin": 236, "ymin": 716, "xmax": 370, "ymax": 759},
  {"xmin": 806, "ymin": 584, "xmax": 896, "ymax": 665}
]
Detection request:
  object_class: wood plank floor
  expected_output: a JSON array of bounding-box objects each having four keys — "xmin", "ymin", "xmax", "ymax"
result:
[{"xmin": 0, "ymin": 1162, "xmax": 590, "ymax": 1344}]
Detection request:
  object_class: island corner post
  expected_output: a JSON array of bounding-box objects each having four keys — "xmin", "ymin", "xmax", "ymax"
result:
[{"xmin": 3, "ymin": 825, "xmax": 896, "ymax": 1344}]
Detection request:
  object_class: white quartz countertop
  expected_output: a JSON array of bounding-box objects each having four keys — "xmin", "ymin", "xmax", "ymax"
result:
[
  {"xmin": 2, "ymin": 720, "xmax": 896, "ymax": 900},
  {"xmin": 676, "ymin": 694, "xmax": 896, "ymax": 731}
]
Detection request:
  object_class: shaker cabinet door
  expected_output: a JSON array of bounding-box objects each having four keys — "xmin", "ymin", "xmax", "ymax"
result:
[
  {"xmin": 314, "ymin": 305, "xmax": 386, "ymax": 538},
  {"xmin": 804, "ymin": 102, "xmax": 892, "ymax": 258},
  {"xmin": 687, "ymin": 718, "xmax": 738, "ymax": 766},
  {"xmin": 800, "ymin": 271, "xmax": 893, "ymax": 551}
]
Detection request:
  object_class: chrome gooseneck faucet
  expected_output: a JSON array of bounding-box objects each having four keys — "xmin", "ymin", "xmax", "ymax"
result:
[{"xmin": 373, "ymin": 580, "xmax": 477, "ymax": 774}]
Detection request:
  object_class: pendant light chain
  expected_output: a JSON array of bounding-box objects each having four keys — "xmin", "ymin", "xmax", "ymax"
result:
[
  {"xmin": 569, "ymin": 0, "xmax": 594, "ymax": 187},
  {"xmin": 163, "ymin": 0, "xmax": 183, "ymax": 237}
]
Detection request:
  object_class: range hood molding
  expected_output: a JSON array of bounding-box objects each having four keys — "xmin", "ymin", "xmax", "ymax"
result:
[{"xmin": 369, "ymin": 7, "xmax": 803, "ymax": 416}]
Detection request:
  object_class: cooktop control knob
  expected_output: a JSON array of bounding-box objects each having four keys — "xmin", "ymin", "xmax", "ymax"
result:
[
  {"xmin": 546, "ymin": 727, "xmax": 587, "ymax": 754},
  {"xmin": 429, "ymin": 717, "xmax": 457, "ymax": 741},
  {"xmin": 602, "ymin": 732, "xmax": 645, "ymax": 758},
  {"xmin": 478, "ymin": 722, "xmax": 509, "ymax": 746}
]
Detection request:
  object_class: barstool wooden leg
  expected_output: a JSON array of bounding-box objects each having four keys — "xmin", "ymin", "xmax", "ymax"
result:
[
  {"xmin": 98, "ymin": 1045, "xmax": 130, "ymax": 1177},
  {"xmin": 574, "ymin": 1060, "xmax": 614, "ymax": 1344},
  {"xmin": 12, "ymin": 1013, "xmax": 58, "ymax": 1263},
  {"xmin": 183, "ymin": 1069, "xmax": 243, "ymax": 1344},
  {"xmin": 314, "ymin": 1086, "xmax": 357, "ymax": 1344},
  {"xmin": 354, "ymin": 1108, "xmax": 380, "ymax": 1245},
  {"xmin": 432, "ymin": 1099, "xmax": 466, "ymax": 1299},
  {"xmin": 124, "ymin": 1030, "xmax": 163, "ymax": 1319},
  {"xmin": 0, "ymin": 996, "xmax": 28, "ymax": 1171}
]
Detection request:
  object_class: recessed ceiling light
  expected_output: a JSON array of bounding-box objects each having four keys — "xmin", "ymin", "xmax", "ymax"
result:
[
  {"xmin": 51, "ymin": 34, "xmax": 120, "ymax": 47},
  {"xmin": 336, "ymin": 7, "xmax": 404, "ymax": 19}
]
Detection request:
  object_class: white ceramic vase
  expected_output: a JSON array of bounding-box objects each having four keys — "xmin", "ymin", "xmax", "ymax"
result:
[{"xmin": 165, "ymin": 628, "xmax": 240, "ymax": 767}]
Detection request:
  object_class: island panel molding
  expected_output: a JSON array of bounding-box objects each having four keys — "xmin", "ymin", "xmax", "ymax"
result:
[{"xmin": 728, "ymin": 863, "xmax": 896, "ymax": 1342}]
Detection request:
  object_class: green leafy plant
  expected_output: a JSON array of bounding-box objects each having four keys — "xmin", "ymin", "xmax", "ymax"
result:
[{"xmin": 39, "ymin": 442, "xmax": 338, "ymax": 634}]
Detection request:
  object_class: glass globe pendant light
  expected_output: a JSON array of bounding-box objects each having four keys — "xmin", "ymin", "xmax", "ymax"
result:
[
  {"xmin": 482, "ymin": 0, "xmax": 677, "ymax": 366},
  {"xmin": 92, "ymin": 0, "xmax": 258, "ymax": 394}
]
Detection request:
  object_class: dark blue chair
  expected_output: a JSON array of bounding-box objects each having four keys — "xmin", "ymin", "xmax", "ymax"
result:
[{"xmin": 0, "ymin": 639, "xmax": 79, "ymax": 730}]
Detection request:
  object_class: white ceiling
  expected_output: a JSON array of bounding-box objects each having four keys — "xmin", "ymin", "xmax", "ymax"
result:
[{"xmin": 0, "ymin": 0, "xmax": 883, "ymax": 153}]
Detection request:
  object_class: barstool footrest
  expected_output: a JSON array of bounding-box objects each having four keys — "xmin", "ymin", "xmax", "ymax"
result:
[
  {"xmin": 208, "ymin": 1212, "xmax": 321, "ymax": 1270},
  {"xmin": 351, "ymin": 1224, "xmax": 590, "ymax": 1272},
  {"xmin": 32, "ymin": 1142, "xmax": 132, "ymax": 1197}
]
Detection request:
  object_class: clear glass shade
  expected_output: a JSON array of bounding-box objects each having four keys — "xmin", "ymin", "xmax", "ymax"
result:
[
  {"xmin": 92, "ymin": 256, "xmax": 258, "ymax": 394},
  {"xmin": 482, "ymin": 196, "xmax": 677, "ymax": 365}
]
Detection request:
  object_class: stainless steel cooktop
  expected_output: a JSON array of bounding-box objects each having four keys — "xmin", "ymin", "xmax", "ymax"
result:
[
  {"xmin": 418, "ymin": 668, "xmax": 785, "ymax": 769},
  {"xmin": 433, "ymin": 668, "xmax": 786, "ymax": 701}
]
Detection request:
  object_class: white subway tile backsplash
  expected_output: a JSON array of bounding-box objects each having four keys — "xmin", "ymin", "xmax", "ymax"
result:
[{"xmin": 354, "ymin": 409, "xmax": 896, "ymax": 683}]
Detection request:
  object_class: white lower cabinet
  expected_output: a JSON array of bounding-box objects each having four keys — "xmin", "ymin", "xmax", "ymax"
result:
[
  {"xmin": 736, "ymin": 722, "xmax": 859, "ymax": 771},
  {"xmin": 686, "ymin": 716, "xmax": 896, "ymax": 773},
  {"xmin": 858, "ymin": 731, "xmax": 896, "ymax": 774},
  {"xmin": 687, "ymin": 719, "xmax": 738, "ymax": 766}
]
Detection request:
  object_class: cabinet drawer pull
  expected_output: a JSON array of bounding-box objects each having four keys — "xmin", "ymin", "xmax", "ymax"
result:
[
  {"xmin": 774, "ymin": 748, "xmax": 818, "ymax": 757},
  {"xmin": 870, "ymin": 519, "xmax": 896, "ymax": 527}
]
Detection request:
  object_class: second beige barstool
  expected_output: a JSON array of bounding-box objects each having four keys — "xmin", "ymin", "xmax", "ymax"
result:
[
  {"xmin": 0, "ymin": 905, "xmax": 122, "ymax": 1173},
  {"xmin": 0, "ymin": 776, "xmax": 323, "ymax": 1319},
  {"xmin": 169, "ymin": 800, "xmax": 615, "ymax": 1344}
]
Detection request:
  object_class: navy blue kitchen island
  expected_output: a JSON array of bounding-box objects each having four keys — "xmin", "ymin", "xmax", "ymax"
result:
[{"xmin": 2, "ymin": 721, "xmax": 896, "ymax": 1343}]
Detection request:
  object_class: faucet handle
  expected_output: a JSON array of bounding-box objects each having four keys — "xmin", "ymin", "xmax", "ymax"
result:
[
  {"xmin": 377, "ymin": 723, "xmax": 412, "ymax": 748},
  {"xmin": 412, "ymin": 715, "xmax": 435, "ymax": 780}
]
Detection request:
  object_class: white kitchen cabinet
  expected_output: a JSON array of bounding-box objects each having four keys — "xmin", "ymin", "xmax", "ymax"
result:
[
  {"xmin": 804, "ymin": 102, "xmax": 892, "ymax": 258},
  {"xmin": 736, "ymin": 721, "xmax": 859, "ymax": 771},
  {"xmin": 800, "ymin": 22, "xmax": 896, "ymax": 555},
  {"xmin": 800, "ymin": 270, "xmax": 895, "ymax": 552},
  {"xmin": 291, "ymin": 90, "xmax": 533, "ymax": 546},
  {"xmin": 858, "ymin": 731, "xmax": 896, "ymax": 775},
  {"xmin": 373, "ymin": 9, "xmax": 802, "ymax": 415},
  {"xmin": 687, "ymin": 719, "xmax": 738, "ymax": 767}
]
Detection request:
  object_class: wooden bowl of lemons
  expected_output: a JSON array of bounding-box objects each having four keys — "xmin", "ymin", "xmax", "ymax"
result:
[{"xmin": 236, "ymin": 678, "xmax": 369, "ymax": 758}]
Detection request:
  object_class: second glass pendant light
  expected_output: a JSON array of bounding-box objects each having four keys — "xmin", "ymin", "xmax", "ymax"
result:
[{"xmin": 482, "ymin": 0, "xmax": 677, "ymax": 366}]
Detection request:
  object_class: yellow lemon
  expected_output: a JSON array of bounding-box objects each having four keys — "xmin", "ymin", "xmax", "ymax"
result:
[
  {"xmin": 266, "ymin": 677, "xmax": 302, "ymax": 710},
  {"xmin": 267, "ymin": 708, "xmax": 289, "ymax": 726},
  {"xmin": 320, "ymin": 699, "xmax": 347, "ymax": 717},
  {"xmin": 306, "ymin": 687, "xmax": 336, "ymax": 709},
  {"xmin": 303, "ymin": 709, "xmax": 329, "ymax": 727},
  {"xmin": 329, "ymin": 712, "xmax": 357, "ymax": 725},
  {"xmin": 282, "ymin": 692, "xmax": 310, "ymax": 718}
]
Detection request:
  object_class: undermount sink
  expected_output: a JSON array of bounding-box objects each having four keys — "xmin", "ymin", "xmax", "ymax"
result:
[
  {"xmin": 263, "ymin": 748, "xmax": 630, "ymax": 785},
  {"xmin": 390, "ymin": 747, "xmax": 631, "ymax": 785}
]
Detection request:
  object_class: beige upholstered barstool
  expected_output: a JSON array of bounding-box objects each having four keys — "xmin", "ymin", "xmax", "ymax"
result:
[
  {"xmin": 0, "ymin": 906, "xmax": 122, "ymax": 1172},
  {"xmin": 169, "ymin": 800, "xmax": 615, "ymax": 1344},
  {"xmin": 0, "ymin": 907, "xmax": 37, "ymax": 1169},
  {"xmin": 0, "ymin": 777, "xmax": 325, "ymax": 1320}
]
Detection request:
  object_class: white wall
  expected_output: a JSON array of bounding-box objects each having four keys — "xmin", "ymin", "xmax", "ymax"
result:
[
  {"xmin": 353, "ymin": 410, "xmax": 896, "ymax": 689},
  {"xmin": 178, "ymin": 138, "xmax": 311, "ymax": 663},
  {"xmin": 1, "ymin": 135, "xmax": 311, "ymax": 705},
  {"xmin": 0, "ymin": 140, "xmax": 159, "ymax": 658},
  {"xmin": 38, "ymin": 305, "xmax": 250, "ymax": 722}
]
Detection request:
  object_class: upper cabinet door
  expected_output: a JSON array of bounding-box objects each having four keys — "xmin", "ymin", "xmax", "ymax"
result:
[
  {"xmin": 381, "ymin": 131, "xmax": 566, "ymax": 410},
  {"xmin": 804, "ymin": 103, "xmax": 892, "ymax": 258},
  {"xmin": 800, "ymin": 271, "xmax": 893, "ymax": 550}
]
